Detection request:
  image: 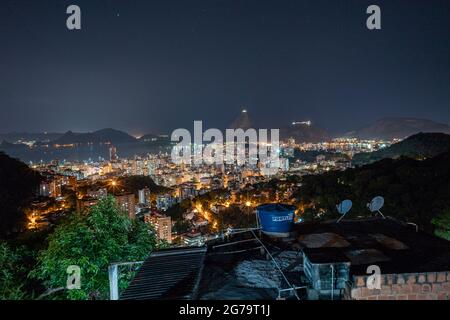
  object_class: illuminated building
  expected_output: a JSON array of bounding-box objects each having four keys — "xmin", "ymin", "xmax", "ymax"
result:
[
  {"xmin": 86, "ymin": 187, "xmax": 107, "ymax": 199},
  {"xmin": 147, "ymin": 161, "xmax": 156, "ymax": 177},
  {"xmin": 279, "ymin": 158, "xmax": 289, "ymax": 172},
  {"xmin": 182, "ymin": 232, "xmax": 204, "ymax": 247},
  {"xmin": 39, "ymin": 180, "xmax": 62, "ymax": 198},
  {"xmin": 138, "ymin": 188, "xmax": 151, "ymax": 205},
  {"xmin": 115, "ymin": 193, "xmax": 136, "ymax": 219},
  {"xmin": 178, "ymin": 182, "xmax": 197, "ymax": 200},
  {"xmin": 156, "ymin": 194, "xmax": 175, "ymax": 211},
  {"xmin": 109, "ymin": 145, "xmax": 118, "ymax": 161},
  {"xmin": 144, "ymin": 213, "xmax": 172, "ymax": 244}
]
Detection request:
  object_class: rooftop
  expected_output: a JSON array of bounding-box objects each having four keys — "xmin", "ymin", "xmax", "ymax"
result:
[
  {"xmin": 120, "ymin": 246, "xmax": 207, "ymax": 300},
  {"xmin": 293, "ymin": 217, "xmax": 450, "ymax": 275},
  {"xmin": 121, "ymin": 217, "xmax": 450, "ymax": 300}
]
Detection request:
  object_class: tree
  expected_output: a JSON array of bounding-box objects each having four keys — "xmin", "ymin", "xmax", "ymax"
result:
[
  {"xmin": 173, "ymin": 220, "xmax": 191, "ymax": 234},
  {"xmin": 31, "ymin": 196, "xmax": 156, "ymax": 300},
  {"xmin": 0, "ymin": 241, "xmax": 27, "ymax": 300},
  {"xmin": 294, "ymin": 151, "xmax": 450, "ymax": 231},
  {"xmin": 165, "ymin": 199, "xmax": 192, "ymax": 220},
  {"xmin": 432, "ymin": 208, "xmax": 450, "ymax": 240}
]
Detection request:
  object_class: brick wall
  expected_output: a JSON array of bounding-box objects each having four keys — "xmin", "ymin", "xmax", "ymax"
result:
[{"xmin": 344, "ymin": 271, "xmax": 450, "ymax": 300}]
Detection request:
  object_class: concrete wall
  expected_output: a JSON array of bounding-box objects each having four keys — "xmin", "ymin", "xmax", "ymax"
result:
[{"xmin": 344, "ymin": 272, "xmax": 450, "ymax": 300}]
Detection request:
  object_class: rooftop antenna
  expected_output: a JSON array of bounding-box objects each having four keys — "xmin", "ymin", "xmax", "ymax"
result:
[
  {"xmin": 336, "ymin": 199, "xmax": 352, "ymax": 223},
  {"xmin": 367, "ymin": 196, "xmax": 385, "ymax": 219}
]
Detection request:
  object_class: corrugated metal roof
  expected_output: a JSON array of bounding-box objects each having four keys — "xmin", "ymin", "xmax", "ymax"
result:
[{"xmin": 120, "ymin": 246, "xmax": 207, "ymax": 300}]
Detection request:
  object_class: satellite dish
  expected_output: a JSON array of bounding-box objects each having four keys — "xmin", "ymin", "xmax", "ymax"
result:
[
  {"xmin": 336, "ymin": 199, "xmax": 352, "ymax": 223},
  {"xmin": 367, "ymin": 196, "xmax": 386, "ymax": 219},
  {"xmin": 337, "ymin": 199, "xmax": 352, "ymax": 215},
  {"xmin": 368, "ymin": 196, "xmax": 384, "ymax": 212}
]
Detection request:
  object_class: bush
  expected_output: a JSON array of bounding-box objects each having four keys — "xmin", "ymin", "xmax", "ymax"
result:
[{"xmin": 30, "ymin": 196, "xmax": 156, "ymax": 300}]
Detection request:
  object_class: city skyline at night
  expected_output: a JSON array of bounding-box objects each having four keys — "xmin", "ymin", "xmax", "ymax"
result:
[{"xmin": 1, "ymin": 0, "xmax": 450, "ymax": 307}]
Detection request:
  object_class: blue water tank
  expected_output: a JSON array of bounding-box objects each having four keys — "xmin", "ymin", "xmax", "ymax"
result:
[{"xmin": 257, "ymin": 203, "xmax": 296, "ymax": 235}]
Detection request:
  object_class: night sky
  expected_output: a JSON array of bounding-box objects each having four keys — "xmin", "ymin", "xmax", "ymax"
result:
[{"xmin": 0, "ymin": 0, "xmax": 449, "ymax": 135}]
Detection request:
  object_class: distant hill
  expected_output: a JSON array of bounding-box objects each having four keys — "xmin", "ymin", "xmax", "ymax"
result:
[
  {"xmin": 52, "ymin": 128, "xmax": 136, "ymax": 145},
  {"xmin": 353, "ymin": 132, "xmax": 450, "ymax": 165},
  {"xmin": 280, "ymin": 122, "xmax": 330, "ymax": 143},
  {"xmin": 296, "ymin": 150, "xmax": 450, "ymax": 231},
  {"xmin": 228, "ymin": 111, "xmax": 330, "ymax": 143},
  {"xmin": 345, "ymin": 117, "xmax": 450, "ymax": 140},
  {"xmin": 0, "ymin": 152, "xmax": 42, "ymax": 237}
]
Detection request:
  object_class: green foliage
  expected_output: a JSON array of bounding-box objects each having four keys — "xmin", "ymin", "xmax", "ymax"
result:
[
  {"xmin": 295, "ymin": 151, "xmax": 450, "ymax": 232},
  {"xmin": 30, "ymin": 196, "xmax": 156, "ymax": 300},
  {"xmin": 173, "ymin": 220, "xmax": 191, "ymax": 234},
  {"xmin": 353, "ymin": 133, "xmax": 450, "ymax": 165},
  {"xmin": 215, "ymin": 206, "xmax": 256, "ymax": 230},
  {"xmin": 432, "ymin": 208, "xmax": 450, "ymax": 240},
  {"xmin": 165, "ymin": 199, "xmax": 192, "ymax": 220},
  {"xmin": 0, "ymin": 241, "xmax": 28, "ymax": 300},
  {"xmin": 192, "ymin": 189, "xmax": 229, "ymax": 210}
]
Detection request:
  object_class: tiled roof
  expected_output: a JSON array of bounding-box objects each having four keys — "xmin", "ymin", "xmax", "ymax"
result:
[{"xmin": 120, "ymin": 246, "xmax": 207, "ymax": 300}]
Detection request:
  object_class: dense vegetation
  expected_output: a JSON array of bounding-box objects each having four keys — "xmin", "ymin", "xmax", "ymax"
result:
[
  {"xmin": 30, "ymin": 196, "xmax": 156, "ymax": 299},
  {"xmin": 0, "ymin": 152, "xmax": 42, "ymax": 238},
  {"xmin": 0, "ymin": 153, "xmax": 160, "ymax": 300},
  {"xmin": 0, "ymin": 196, "xmax": 156, "ymax": 300},
  {"xmin": 353, "ymin": 132, "xmax": 450, "ymax": 165},
  {"xmin": 432, "ymin": 208, "xmax": 450, "ymax": 240},
  {"xmin": 296, "ymin": 151, "xmax": 450, "ymax": 233},
  {"xmin": 0, "ymin": 242, "xmax": 29, "ymax": 299}
]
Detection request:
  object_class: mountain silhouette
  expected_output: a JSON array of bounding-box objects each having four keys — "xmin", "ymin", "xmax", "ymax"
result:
[
  {"xmin": 280, "ymin": 121, "xmax": 330, "ymax": 143},
  {"xmin": 52, "ymin": 128, "xmax": 136, "ymax": 145},
  {"xmin": 229, "ymin": 109, "xmax": 253, "ymax": 130},
  {"xmin": 345, "ymin": 117, "xmax": 450, "ymax": 140},
  {"xmin": 353, "ymin": 132, "xmax": 450, "ymax": 165}
]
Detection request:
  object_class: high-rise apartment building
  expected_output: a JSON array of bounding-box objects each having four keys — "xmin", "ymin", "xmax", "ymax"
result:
[{"xmin": 115, "ymin": 193, "xmax": 136, "ymax": 219}]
